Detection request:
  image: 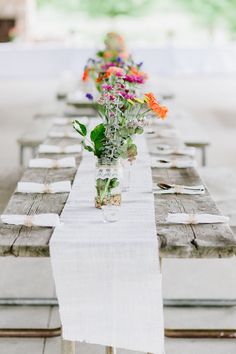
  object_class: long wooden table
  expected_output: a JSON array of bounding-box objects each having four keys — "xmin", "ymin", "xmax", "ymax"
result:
[
  {"xmin": 0, "ymin": 119, "xmax": 236, "ymax": 348},
  {"xmin": 1, "ymin": 123, "xmax": 235, "ymax": 258}
]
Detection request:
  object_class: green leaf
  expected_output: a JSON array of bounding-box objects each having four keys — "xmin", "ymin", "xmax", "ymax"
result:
[
  {"xmin": 90, "ymin": 123, "xmax": 105, "ymax": 142},
  {"xmin": 90, "ymin": 124, "xmax": 106, "ymax": 157},
  {"xmin": 73, "ymin": 120, "xmax": 87, "ymax": 137}
]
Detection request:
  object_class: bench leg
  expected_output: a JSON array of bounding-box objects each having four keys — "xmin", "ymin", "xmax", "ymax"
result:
[
  {"xmin": 202, "ymin": 146, "xmax": 207, "ymax": 166},
  {"xmin": 32, "ymin": 147, "xmax": 37, "ymax": 158},
  {"xmin": 19, "ymin": 145, "xmax": 24, "ymax": 166},
  {"xmin": 61, "ymin": 338, "xmax": 76, "ymax": 354}
]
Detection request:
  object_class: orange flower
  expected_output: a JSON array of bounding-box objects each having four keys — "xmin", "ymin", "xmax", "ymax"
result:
[
  {"xmin": 82, "ymin": 68, "xmax": 89, "ymax": 82},
  {"xmin": 144, "ymin": 92, "xmax": 168, "ymax": 119},
  {"xmin": 106, "ymin": 66, "xmax": 125, "ymax": 77},
  {"xmin": 130, "ymin": 67, "xmax": 148, "ymax": 80}
]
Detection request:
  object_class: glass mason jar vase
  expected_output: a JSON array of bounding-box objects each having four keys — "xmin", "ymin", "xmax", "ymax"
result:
[{"xmin": 95, "ymin": 159, "xmax": 122, "ymax": 210}]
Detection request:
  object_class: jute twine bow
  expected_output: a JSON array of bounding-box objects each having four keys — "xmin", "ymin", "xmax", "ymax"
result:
[
  {"xmin": 188, "ymin": 214, "xmax": 198, "ymax": 224},
  {"xmin": 174, "ymin": 185, "xmax": 183, "ymax": 194},
  {"xmin": 172, "ymin": 157, "xmax": 178, "ymax": 168},
  {"xmin": 52, "ymin": 160, "xmax": 59, "ymax": 168},
  {"xmin": 44, "ymin": 183, "xmax": 52, "ymax": 193},
  {"xmin": 24, "ymin": 215, "xmax": 34, "ymax": 227}
]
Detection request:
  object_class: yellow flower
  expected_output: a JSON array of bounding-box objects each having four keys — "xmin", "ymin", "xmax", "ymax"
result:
[
  {"xmin": 134, "ymin": 97, "xmax": 144, "ymax": 104},
  {"xmin": 127, "ymin": 99, "xmax": 135, "ymax": 105}
]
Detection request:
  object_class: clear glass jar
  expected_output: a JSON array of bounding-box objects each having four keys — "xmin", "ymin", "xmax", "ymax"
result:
[{"xmin": 95, "ymin": 159, "xmax": 122, "ymax": 210}]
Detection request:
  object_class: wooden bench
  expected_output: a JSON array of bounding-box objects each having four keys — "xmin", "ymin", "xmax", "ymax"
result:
[
  {"xmin": 1, "ymin": 122, "xmax": 236, "ymax": 351},
  {"xmin": 17, "ymin": 119, "xmax": 53, "ymax": 165}
]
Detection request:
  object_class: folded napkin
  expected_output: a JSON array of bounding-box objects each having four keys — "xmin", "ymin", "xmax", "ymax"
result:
[
  {"xmin": 156, "ymin": 144, "xmax": 196, "ymax": 157},
  {"xmin": 29, "ymin": 157, "xmax": 76, "ymax": 168},
  {"xmin": 153, "ymin": 183, "xmax": 205, "ymax": 195},
  {"xmin": 38, "ymin": 144, "xmax": 81, "ymax": 154},
  {"xmin": 17, "ymin": 181, "xmax": 71, "ymax": 194},
  {"xmin": 48, "ymin": 131, "xmax": 79, "ymax": 139},
  {"xmin": 0, "ymin": 213, "xmax": 61, "ymax": 227},
  {"xmin": 165, "ymin": 213, "xmax": 229, "ymax": 224},
  {"xmin": 53, "ymin": 117, "xmax": 88, "ymax": 126},
  {"xmin": 146, "ymin": 129, "xmax": 178, "ymax": 138},
  {"xmin": 151, "ymin": 158, "xmax": 197, "ymax": 169}
]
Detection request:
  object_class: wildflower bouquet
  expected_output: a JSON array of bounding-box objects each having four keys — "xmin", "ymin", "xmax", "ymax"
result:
[{"xmin": 73, "ymin": 71, "xmax": 168, "ymax": 207}]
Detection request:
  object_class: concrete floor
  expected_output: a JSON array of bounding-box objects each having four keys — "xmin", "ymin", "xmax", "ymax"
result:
[{"xmin": 0, "ymin": 77, "xmax": 236, "ymax": 354}]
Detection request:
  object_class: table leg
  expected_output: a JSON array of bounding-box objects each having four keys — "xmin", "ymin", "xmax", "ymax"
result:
[{"xmin": 61, "ymin": 339, "xmax": 76, "ymax": 354}]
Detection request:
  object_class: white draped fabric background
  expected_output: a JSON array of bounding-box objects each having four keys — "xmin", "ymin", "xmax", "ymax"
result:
[
  {"xmin": 1, "ymin": 44, "xmax": 236, "ymax": 79},
  {"xmin": 50, "ymin": 135, "xmax": 164, "ymax": 353}
]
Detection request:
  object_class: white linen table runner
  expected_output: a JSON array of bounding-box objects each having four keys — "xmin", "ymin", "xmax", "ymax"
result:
[{"xmin": 50, "ymin": 135, "xmax": 164, "ymax": 353}]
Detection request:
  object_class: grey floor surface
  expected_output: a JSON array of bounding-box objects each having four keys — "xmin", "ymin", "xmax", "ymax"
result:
[{"xmin": 0, "ymin": 77, "xmax": 236, "ymax": 354}]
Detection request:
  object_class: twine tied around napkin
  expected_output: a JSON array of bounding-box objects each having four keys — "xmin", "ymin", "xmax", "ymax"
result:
[
  {"xmin": 24, "ymin": 215, "xmax": 34, "ymax": 227},
  {"xmin": 187, "ymin": 214, "xmax": 198, "ymax": 224},
  {"xmin": 174, "ymin": 185, "xmax": 184, "ymax": 194},
  {"xmin": 43, "ymin": 183, "xmax": 52, "ymax": 193},
  {"xmin": 52, "ymin": 160, "xmax": 59, "ymax": 168}
]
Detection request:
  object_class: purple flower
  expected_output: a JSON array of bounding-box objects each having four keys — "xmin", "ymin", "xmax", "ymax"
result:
[
  {"xmin": 124, "ymin": 74, "xmax": 144, "ymax": 84},
  {"xmin": 102, "ymin": 84, "xmax": 113, "ymax": 91},
  {"xmin": 137, "ymin": 62, "xmax": 143, "ymax": 68},
  {"xmin": 119, "ymin": 91, "xmax": 135, "ymax": 100},
  {"xmin": 85, "ymin": 93, "xmax": 93, "ymax": 101}
]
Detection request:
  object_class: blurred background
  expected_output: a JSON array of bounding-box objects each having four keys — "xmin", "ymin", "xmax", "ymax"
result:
[{"xmin": 0, "ymin": 1, "xmax": 236, "ymax": 354}]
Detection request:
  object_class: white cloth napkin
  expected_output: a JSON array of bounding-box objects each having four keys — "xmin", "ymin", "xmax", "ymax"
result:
[
  {"xmin": 17, "ymin": 181, "xmax": 71, "ymax": 194},
  {"xmin": 156, "ymin": 144, "xmax": 196, "ymax": 157},
  {"xmin": 48, "ymin": 131, "xmax": 80, "ymax": 139},
  {"xmin": 165, "ymin": 213, "xmax": 229, "ymax": 224},
  {"xmin": 0, "ymin": 213, "xmax": 61, "ymax": 227},
  {"xmin": 151, "ymin": 157, "xmax": 197, "ymax": 168},
  {"xmin": 153, "ymin": 183, "xmax": 205, "ymax": 194},
  {"xmin": 38, "ymin": 144, "xmax": 81, "ymax": 154},
  {"xmin": 53, "ymin": 117, "xmax": 88, "ymax": 126},
  {"xmin": 146, "ymin": 129, "xmax": 178, "ymax": 138},
  {"xmin": 29, "ymin": 157, "xmax": 76, "ymax": 168}
]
